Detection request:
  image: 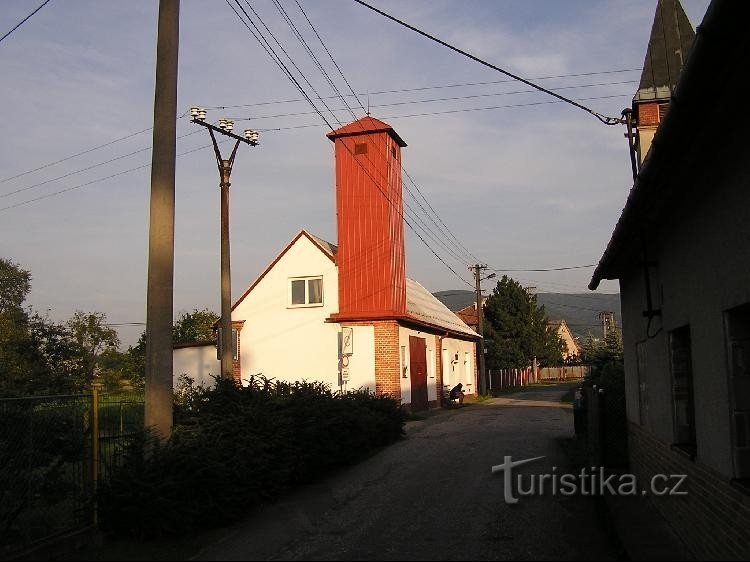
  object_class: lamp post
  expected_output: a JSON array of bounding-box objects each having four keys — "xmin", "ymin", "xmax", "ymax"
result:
[
  {"xmin": 471, "ymin": 265, "xmax": 496, "ymax": 395},
  {"xmin": 190, "ymin": 106, "xmax": 259, "ymax": 380}
]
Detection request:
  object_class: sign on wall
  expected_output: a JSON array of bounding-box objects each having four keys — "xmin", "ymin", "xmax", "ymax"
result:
[{"xmin": 342, "ymin": 327, "xmax": 354, "ymax": 356}]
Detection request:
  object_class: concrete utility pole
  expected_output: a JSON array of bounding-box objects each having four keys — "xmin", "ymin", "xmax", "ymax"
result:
[
  {"xmin": 145, "ymin": 0, "xmax": 179, "ymax": 440},
  {"xmin": 189, "ymin": 108, "xmax": 259, "ymax": 379},
  {"xmin": 471, "ymin": 264, "xmax": 495, "ymax": 395}
]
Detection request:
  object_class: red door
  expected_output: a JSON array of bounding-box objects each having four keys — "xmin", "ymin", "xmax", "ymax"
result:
[{"xmin": 409, "ymin": 336, "xmax": 429, "ymax": 411}]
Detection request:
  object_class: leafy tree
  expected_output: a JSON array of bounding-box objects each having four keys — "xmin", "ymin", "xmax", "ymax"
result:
[
  {"xmin": 0, "ymin": 258, "xmax": 31, "ymax": 313},
  {"xmin": 483, "ymin": 275, "xmax": 564, "ymax": 369},
  {"xmin": 172, "ymin": 308, "xmax": 219, "ymax": 344},
  {"xmin": 66, "ymin": 311, "xmax": 120, "ymax": 388}
]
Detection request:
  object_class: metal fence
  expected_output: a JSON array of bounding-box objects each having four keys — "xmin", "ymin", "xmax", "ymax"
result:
[{"xmin": 0, "ymin": 387, "xmax": 143, "ymax": 557}]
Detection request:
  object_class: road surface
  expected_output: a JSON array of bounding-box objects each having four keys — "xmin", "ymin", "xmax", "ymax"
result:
[{"xmin": 193, "ymin": 383, "xmax": 614, "ymax": 561}]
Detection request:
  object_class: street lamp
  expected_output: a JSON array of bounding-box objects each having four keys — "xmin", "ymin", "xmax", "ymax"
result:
[{"xmin": 190, "ymin": 106, "xmax": 259, "ymax": 380}]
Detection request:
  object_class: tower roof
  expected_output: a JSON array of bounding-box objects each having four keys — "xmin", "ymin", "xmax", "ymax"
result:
[
  {"xmin": 326, "ymin": 115, "xmax": 407, "ymax": 147},
  {"xmin": 635, "ymin": 0, "xmax": 696, "ymax": 102}
]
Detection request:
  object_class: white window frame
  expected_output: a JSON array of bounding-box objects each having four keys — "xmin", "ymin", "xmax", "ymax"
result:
[{"xmin": 288, "ymin": 276, "xmax": 324, "ymax": 308}]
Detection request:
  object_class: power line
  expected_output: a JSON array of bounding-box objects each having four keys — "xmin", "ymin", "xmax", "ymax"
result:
[
  {"xmin": 252, "ymin": 93, "xmax": 633, "ymax": 131},
  {"xmin": 224, "ymin": 81, "xmax": 636, "ymax": 121},
  {"xmin": 492, "ymin": 264, "xmax": 596, "ymax": 272},
  {"xmin": 352, "ymin": 0, "xmax": 625, "ymax": 125},
  {"xmin": 0, "ymin": 127, "xmax": 153, "ymax": 185},
  {"xmin": 0, "ymin": 140, "xmax": 228, "ymax": 213},
  {"xmin": 0, "ymin": 0, "xmax": 52, "ymax": 44},
  {"xmin": 204, "ymin": 68, "xmax": 641, "ymax": 111},
  {"xmin": 226, "ymin": 0, "xmax": 473, "ymax": 288},
  {"xmin": 0, "ymin": 129, "xmax": 202, "ymax": 199}
]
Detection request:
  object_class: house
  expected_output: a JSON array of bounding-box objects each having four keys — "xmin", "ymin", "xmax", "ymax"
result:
[
  {"xmin": 547, "ymin": 320, "xmax": 580, "ymax": 360},
  {"xmin": 588, "ymin": 0, "xmax": 750, "ymax": 558},
  {"xmin": 174, "ymin": 116, "xmax": 480, "ymax": 411}
]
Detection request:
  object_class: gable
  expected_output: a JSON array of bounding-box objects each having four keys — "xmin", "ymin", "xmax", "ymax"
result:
[{"xmin": 232, "ymin": 230, "xmax": 336, "ymax": 312}]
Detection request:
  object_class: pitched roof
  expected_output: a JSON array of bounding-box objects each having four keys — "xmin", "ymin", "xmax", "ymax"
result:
[
  {"xmin": 455, "ymin": 304, "xmax": 478, "ymax": 328},
  {"xmin": 406, "ymin": 279, "xmax": 478, "ymax": 338},
  {"xmin": 634, "ymin": 0, "xmax": 696, "ymax": 102},
  {"xmin": 326, "ymin": 116, "xmax": 407, "ymax": 147}
]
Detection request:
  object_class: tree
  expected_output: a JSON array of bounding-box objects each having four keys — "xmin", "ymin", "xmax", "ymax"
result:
[
  {"xmin": 172, "ymin": 308, "xmax": 219, "ymax": 344},
  {"xmin": 483, "ymin": 275, "xmax": 564, "ymax": 369},
  {"xmin": 0, "ymin": 258, "xmax": 31, "ymax": 313},
  {"xmin": 66, "ymin": 311, "xmax": 120, "ymax": 389}
]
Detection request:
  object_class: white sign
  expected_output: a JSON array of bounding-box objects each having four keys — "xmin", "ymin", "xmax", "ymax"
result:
[{"xmin": 342, "ymin": 327, "xmax": 354, "ymax": 355}]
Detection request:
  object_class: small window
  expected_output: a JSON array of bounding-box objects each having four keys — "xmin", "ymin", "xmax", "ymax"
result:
[
  {"xmin": 289, "ymin": 276, "xmax": 324, "ymax": 307},
  {"xmin": 354, "ymin": 143, "xmax": 368, "ymax": 155},
  {"xmin": 670, "ymin": 326, "xmax": 696, "ymax": 456}
]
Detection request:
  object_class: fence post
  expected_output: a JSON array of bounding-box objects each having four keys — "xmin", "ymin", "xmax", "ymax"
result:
[{"xmin": 91, "ymin": 383, "xmax": 103, "ymax": 526}]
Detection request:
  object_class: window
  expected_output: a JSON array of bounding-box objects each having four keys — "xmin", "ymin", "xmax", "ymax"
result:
[
  {"xmin": 725, "ymin": 304, "xmax": 750, "ymax": 479},
  {"xmin": 354, "ymin": 143, "xmax": 368, "ymax": 155},
  {"xmin": 289, "ymin": 277, "xmax": 323, "ymax": 307},
  {"xmin": 670, "ymin": 326, "xmax": 696, "ymax": 456}
]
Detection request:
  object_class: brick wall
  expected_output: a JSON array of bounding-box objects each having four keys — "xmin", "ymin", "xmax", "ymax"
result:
[
  {"xmin": 629, "ymin": 423, "xmax": 750, "ymax": 560},
  {"xmin": 374, "ymin": 320, "xmax": 401, "ymax": 400},
  {"xmin": 637, "ymin": 102, "xmax": 660, "ymax": 127}
]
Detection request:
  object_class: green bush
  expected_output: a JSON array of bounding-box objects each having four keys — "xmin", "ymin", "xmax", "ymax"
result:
[{"xmin": 98, "ymin": 378, "xmax": 404, "ymax": 538}]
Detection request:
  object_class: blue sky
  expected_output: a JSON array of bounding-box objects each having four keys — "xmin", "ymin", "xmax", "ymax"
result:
[{"xmin": 0, "ymin": 0, "xmax": 711, "ymax": 346}]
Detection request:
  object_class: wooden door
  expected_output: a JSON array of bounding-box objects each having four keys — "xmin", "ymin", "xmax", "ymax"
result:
[{"xmin": 409, "ymin": 336, "xmax": 428, "ymax": 411}]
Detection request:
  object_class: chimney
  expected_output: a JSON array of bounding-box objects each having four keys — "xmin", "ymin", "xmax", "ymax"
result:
[
  {"xmin": 633, "ymin": 0, "xmax": 695, "ymax": 164},
  {"xmin": 326, "ymin": 116, "xmax": 408, "ymax": 320}
]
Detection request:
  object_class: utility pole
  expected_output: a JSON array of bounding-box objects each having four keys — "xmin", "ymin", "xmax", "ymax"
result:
[
  {"xmin": 145, "ymin": 0, "xmax": 179, "ymax": 440},
  {"xmin": 190, "ymin": 107, "xmax": 259, "ymax": 379},
  {"xmin": 471, "ymin": 264, "xmax": 495, "ymax": 395}
]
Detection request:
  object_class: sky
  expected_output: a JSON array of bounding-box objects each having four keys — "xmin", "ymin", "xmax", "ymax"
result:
[{"xmin": 0, "ymin": 0, "xmax": 711, "ymax": 347}]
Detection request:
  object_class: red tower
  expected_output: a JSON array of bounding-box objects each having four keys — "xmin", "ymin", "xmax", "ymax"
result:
[{"xmin": 327, "ymin": 116, "xmax": 408, "ymax": 321}]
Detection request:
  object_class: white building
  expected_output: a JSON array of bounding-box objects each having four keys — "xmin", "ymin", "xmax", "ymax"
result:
[{"xmin": 174, "ymin": 116, "xmax": 479, "ymax": 411}]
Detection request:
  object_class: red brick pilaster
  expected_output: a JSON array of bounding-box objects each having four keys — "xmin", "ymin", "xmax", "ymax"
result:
[{"xmin": 374, "ymin": 320, "xmax": 401, "ymax": 400}]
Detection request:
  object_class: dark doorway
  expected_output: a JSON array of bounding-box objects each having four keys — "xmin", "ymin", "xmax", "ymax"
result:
[{"xmin": 409, "ymin": 336, "xmax": 429, "ymax": 411}]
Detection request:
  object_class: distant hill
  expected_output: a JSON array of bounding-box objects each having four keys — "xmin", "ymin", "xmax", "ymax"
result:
[{"xmin": 433, "ymin": 290, "xmax": 621, "ymax": 339}]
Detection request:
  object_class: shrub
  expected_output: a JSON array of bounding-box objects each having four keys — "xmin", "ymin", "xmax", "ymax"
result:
[{"xmin": 98, "ymin": 378, "xmax": 404, "ymax": 538}]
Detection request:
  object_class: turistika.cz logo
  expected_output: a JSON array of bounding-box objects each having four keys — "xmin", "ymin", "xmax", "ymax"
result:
[{"xmin": 491, "ymin": 456, "xmax": 688, "ymax": 504}]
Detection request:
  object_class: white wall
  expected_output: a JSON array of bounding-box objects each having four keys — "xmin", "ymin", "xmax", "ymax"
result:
[
  {"xmin": 173, "ymin": 344, "xmax": 220, "ymax": 389},
  {"xmin": 343, "ymin": 324, "xmax": 376, "ymax": 393},
  {"xmin": 233, "ymin": 234, "xmax": 341, "ymax": 389},
  {"xmin": 440, "ymin": 337, "xmax": 477, "ymax": 395}
]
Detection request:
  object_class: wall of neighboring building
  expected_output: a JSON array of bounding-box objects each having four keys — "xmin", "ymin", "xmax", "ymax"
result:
[
  {"xmin": 439, "ymin": 337, "xmax": 477, "ymax": 395},
  {"xmin": 173, "ymin": 344, "xmax": 220, "ymax": 389},
  {"xmin": 233, "ymin": 235, "xmax": 341, "ymax": 390},
  {"xmin": 618, "ymin": 149, "xmax": 750, "ymax": 559}
]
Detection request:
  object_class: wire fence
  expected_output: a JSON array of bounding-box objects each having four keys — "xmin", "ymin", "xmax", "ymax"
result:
[{"xmin": 0, "ymin": 387, "xmax": 144, "ymax": 557}]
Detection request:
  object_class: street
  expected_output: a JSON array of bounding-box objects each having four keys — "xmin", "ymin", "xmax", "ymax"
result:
[{"xmin": 192, "ymin": 383, "xmax": 615, "ymax": 561}]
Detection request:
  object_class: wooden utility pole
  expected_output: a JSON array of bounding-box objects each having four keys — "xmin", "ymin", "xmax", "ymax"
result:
[
  {"xmin": 188, "ymin": 111, "xmax": 259, "ymax": 380},
  {"xmin": 471, "ymin": 264, "xmax": 492, "ymax": 395},
  {"xmin": 145, "ymin": 0, "xmax": 179, "ymax": 440}
]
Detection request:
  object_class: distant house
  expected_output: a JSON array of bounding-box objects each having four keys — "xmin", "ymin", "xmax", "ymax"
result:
[
  {"xmin": 589, "ymin": 1, "xmax": 750, "ymax": 558},
  {"xmin": 547, "ymin": 320, "xmax": 580, "ymax": 360},
  {"xmin": 173, "ymin": 116, "xmax": 479, "ymax": 411}
]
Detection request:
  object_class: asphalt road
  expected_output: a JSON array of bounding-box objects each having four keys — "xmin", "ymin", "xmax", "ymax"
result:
[{"xmin": 192, "ymin": 383, "xmax": 615, "ymax": 561}]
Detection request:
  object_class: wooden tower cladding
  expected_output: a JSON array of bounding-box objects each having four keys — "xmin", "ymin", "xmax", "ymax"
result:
[{"xmin": 327, "ymin": 116, "xmax": 408, "ymax": 320}]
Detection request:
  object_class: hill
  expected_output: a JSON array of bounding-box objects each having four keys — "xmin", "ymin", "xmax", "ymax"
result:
[{"xmin": 432, "ymin": 290, "xmax": 621, "ymax": 339}]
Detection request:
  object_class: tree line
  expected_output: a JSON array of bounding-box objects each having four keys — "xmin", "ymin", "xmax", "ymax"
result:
[{"xmin": 0, "ymin": 258, "xmax": 218, "ymax": 397}]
